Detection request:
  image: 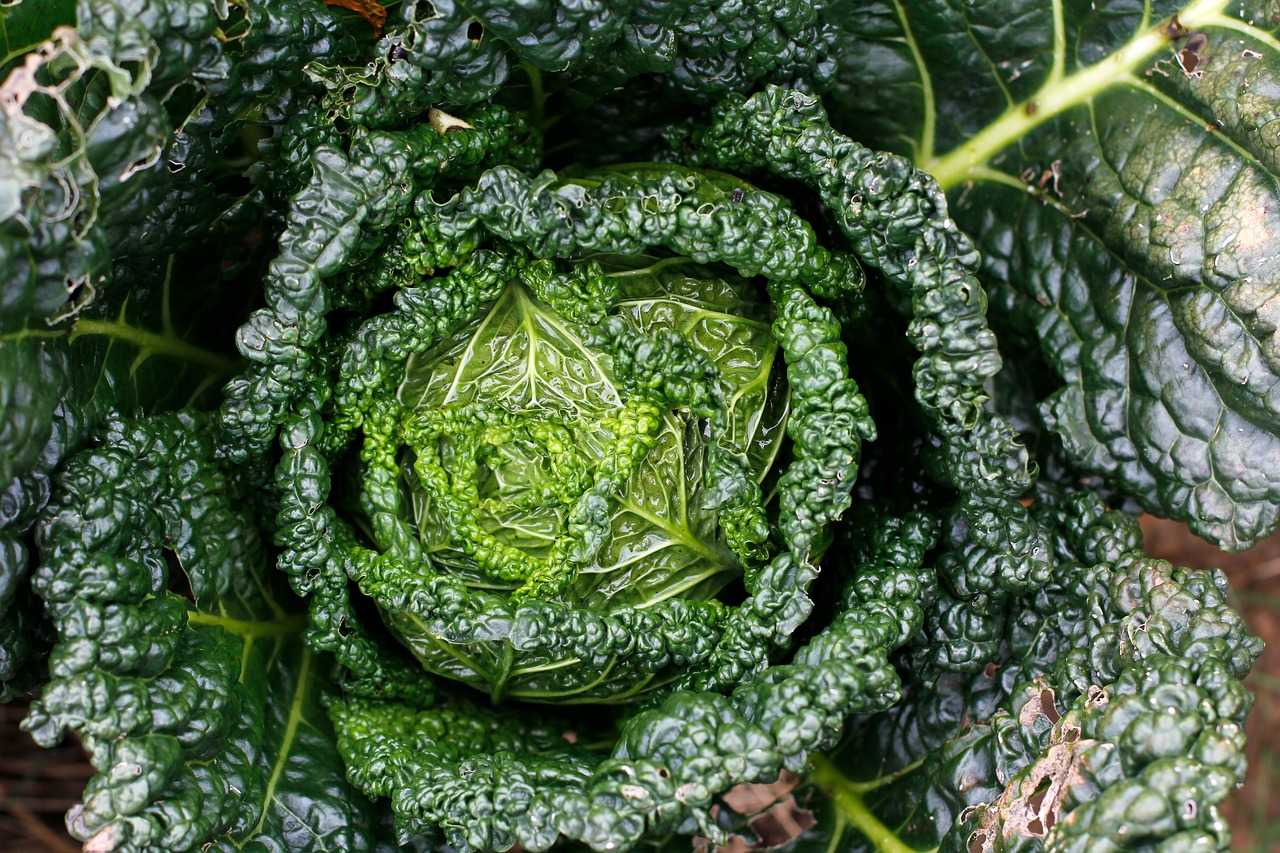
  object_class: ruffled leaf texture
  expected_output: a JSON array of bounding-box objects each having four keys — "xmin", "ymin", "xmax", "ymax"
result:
[
  {"xmin": 826, "ymin": 0, "xmax": 1280, "ymax": 550},
  {"xmin": 784, "ymin": 495, "xmax": 1260, "ymax": 853},
  {"xmin": 24, "ymin": 413, "xmax": 393, "ymax": 851},
  {"xmin": 1, "ymin": 2, "xmax": 1266, "ymax": 852},
  {"xmin": 305, "ymin": 0, "xmax": 840, "ymax": 127},
  {"xmin": 0, "ymin": 0, "xmax": 346, "ymax": 694}
]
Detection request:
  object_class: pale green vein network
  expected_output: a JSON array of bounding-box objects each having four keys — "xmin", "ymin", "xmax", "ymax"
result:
[
  {"xmin": 890, "ymin": 0, "xmax": 937, "ymax": 164},
  {"xmin": 1200, "ymin": 12, "xmax": 1280, "ymax": 54},
  {"xmin": 1048, "ymin": 0, "xmax": 1067, "ymax": 84},
  {"xmin": 5, "ymin": 255, "xmax": 241, "ymax": 376},
  {"xmin": 809, "ymin": 755, "xmax": 937, "ymax": 853},
  {"xmin": 0, "ymin": 327, "xmax": 63, "ymax": 343},
  {"xmin": 188, "ymin": 611, "xmax": 307, "ymax": 640},
  {"xmin": 248, "ymin": 647, "xmax": 313, "ymax": 841},
  {"xmin": 967, "ymin": 164, "xmax": 1034, "ymax": 193},
  {"xmin": 926, "ymin": 0, "xmax": 1233, "ymax": 190},
  {"xmin": 510, "ymin": 655, "xmax": 583, "ymax": 677},
  {"xmin": 70, "ymin": 317, "xmax": 242, "ymax": 378},
  {"xmin": 619, "ymin": 498, "xmax": 725, "ymax": 565},
  {"xmin": 0, "ymin": 5, "xmax": 67, "ymax": 67},
  {"xmin": 409, "ymin": 612, "xmax": 497, "ymax": 682},
  {"xmin": 1120, "ymin": 73, "xmax": 1270, "ymax": 173},
  {"xmin": 951, "ymin": 11, "xmax": 1015, "ymax": 110}
]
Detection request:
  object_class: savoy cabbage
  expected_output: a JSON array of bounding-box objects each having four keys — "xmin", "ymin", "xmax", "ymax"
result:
[{"xmin": 0, "ymin": 0, "xmax": 1271, "ymax": 851}]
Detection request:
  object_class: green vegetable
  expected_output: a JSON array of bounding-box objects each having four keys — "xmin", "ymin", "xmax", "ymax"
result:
[
  {"xmin": 274, "ymin": 145, "xmax": 873, "ymax": 711},
  {"xmin": 24, "ymin": 413, "xmax": 385, "ymax": 849},
  {"xmin": 798, "ymin": 492, "xmax": 1259, "ymax": 852},
  {"xmin": 826, "ymin": 0, "xmax": 1280, "ymax": 551},
  {"xmin": 0, "ymin": 1, "xmax": 1270, "ymax": 852}
]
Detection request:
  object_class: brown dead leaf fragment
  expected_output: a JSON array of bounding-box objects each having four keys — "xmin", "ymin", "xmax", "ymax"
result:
[
  {"xmin": 964, "ymin": 736, "xmax": 1093, "ymax": 852},
  {"xmin": 1176, "ymin": 31, "xmax": 1210, "ymax": 77},
  {"xmin": 1161, "ymin": 14, "xmax": 1189, "ymax": 41},
  {"xmin": 324, "ymin": 0, "xmax": 388, "ymax": 36},
  {"xmin": 964, "ymin": 689, "xmax": 1095, "ymax": 853},
  {"xmin": 712, "ymin": 772, "xmax": 811, "ymax": 851},
  {"xmin": 748, "ymin": 799, "xmax": 816, "ymax": 848}
]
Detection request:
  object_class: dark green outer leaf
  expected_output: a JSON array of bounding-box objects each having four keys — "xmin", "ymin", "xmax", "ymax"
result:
[
  {"xmin": 787, "ymin": 495, "xmax": 1260, "ymax": 853},
  {"xmin": 825, "ymin": 0, "xmax": 1280, "ymax": 549},
  {"xmin": 307, "ymin": 0, "xmax": 837, "ymax": 127},
  {"xmin": 25, "ymin": 412, "xmax": 385, "ymax": 852},
  {"xmin": 0, "ymin": 231, "xmax": 252, "ymax": 695},
  {"xmin": 0, "ymin": 337, "xmax": 65, "ymax": 487},
  {"xmin": 210, "ymin": 641, "xmax": 390, "ymax": 853},
  {"xmin": 0, "ymin": 0, "xmax": 341, "ymax": 693},
  {"xmin": 0, "ymin": 0, "xmax": 74, "ymax": 70}
]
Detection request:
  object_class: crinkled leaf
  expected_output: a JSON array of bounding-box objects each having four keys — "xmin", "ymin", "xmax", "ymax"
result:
[
  {"xmin": 25, "ymin": 413, "xmax": 386, "ymax": 852},
  {"xmin": 305, "ymin": 0, "xmax": 839, "ymax": 127},
  {"xmin": 782, "ymin": 497, "xmax": 1259, "ymax": 853},
  {"xmin": 0, "ymin": 0, "xmax": 350, "ymax": 695},
  {"xmin": 397, "ymin": 259, "xmax": 781, "ymax": 610},
  {"xmin": 828, "ymin": 0, "xmax": 1280, "ymax": 549}
]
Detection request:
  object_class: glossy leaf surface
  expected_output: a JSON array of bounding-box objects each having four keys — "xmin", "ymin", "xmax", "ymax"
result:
[{"xmin": 828, "ymin": 0, "xmax": 1280, "ymax": 549}]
